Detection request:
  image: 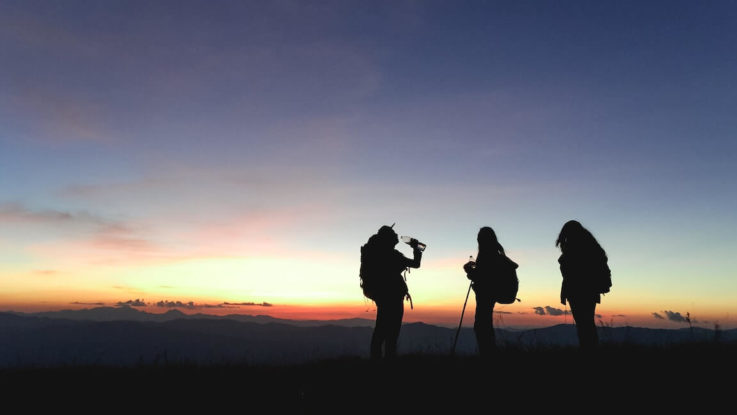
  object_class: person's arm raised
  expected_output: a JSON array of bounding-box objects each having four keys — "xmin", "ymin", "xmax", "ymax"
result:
[{"xmin": 405, "ymin": 246, "xmax": 422, "ymax": 269}]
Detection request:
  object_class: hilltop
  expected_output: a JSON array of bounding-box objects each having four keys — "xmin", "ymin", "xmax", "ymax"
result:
[
  {"xmin": 9, "ymin": 306, "xmax": 376, "ymax": 327},
  {"xmin": 0, "ymin": 310, "xmax": 734, "ymax": 367}
]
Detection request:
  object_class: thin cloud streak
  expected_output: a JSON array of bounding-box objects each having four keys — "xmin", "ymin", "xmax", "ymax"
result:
[
  {"xmin": 545, "ymin": 306, "xmax": 566, "ymax": 316},
  {"xmin": 532, "ymin": 306, "xmax": 568, "ymax": 317},
  {"xmin": 1, "ymin": 203, "xmax": 159, "ymax": 253},
  {"xmin": 663, "ymin": 310, "xmax": 691, "ymax": 323},
  {"xmin": 224, "ymin": 302, "xmax": 273, "ymax": 307},
  {"xmin": 155, "ymin": 300, "xmax": 274, "ymax": 309},
  {"xmin": 116, "ymin": 299, "xmax": 147, "ymax": 307},
  {"xmin": 0, "ymin": 203, "xmax": 99, "ymax": 225}
]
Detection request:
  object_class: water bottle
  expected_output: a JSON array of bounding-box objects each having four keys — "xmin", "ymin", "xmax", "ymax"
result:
[
  {"xmin": 465, "ymin": 255, "xmax": 476, "ymax": 272},
  {"xmin": 400, "ymin": 236, "xmax": 426, "ymax": 252}
]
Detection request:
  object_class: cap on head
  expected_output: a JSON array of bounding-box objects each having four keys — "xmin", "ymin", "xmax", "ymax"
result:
[
  {"xmin": 377, "ymin": 224, "xmax": 398, "ymax": 246},
  {"xmin": 378, "ymin": 225, "xmax": 396, "ymax": 237}
]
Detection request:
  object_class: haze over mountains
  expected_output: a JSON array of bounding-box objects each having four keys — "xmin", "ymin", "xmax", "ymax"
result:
[
  {"xmin": 13, "ymin": 306, "xmax": 376, "ymax": 327},
  {"xmin": 1, "ymin": 307, "xmax": 734, "ymax": 368}
]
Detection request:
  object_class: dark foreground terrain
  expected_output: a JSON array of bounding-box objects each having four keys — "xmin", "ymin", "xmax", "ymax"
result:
[{"xmin": 1, "ymin": 345, "xmax": 733, "ymax": 413}]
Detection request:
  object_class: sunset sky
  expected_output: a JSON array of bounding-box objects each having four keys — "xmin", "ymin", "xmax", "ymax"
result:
[{"xmin": 1, "ymin": 1, "xmax": 735, "ymax": 328}]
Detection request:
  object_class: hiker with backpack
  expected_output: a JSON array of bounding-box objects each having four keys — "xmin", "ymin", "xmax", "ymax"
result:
[
  {"xmin": 360, "ymin": 225, "xmax": 423, "ymax": 359},
  {"xmin": 556, "ymin": 220, "xmax": 612, "ymax": 350},
  {"xmin": 463, "ymin": 226, "xmax": 518, "ymax": 356}
]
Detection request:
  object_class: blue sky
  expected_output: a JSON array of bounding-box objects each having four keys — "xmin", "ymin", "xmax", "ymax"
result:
[{"xmin": 1, "ymin": 1, "xmax": 736, "ymax": 326}]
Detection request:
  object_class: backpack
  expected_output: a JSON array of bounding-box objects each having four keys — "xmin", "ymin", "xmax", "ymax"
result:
[
  {"xmin": 360, "ymin": 239, "xmax": 411, "ymax": 303},
  {"xmin": 494, "ymin": 256, "xmax": 519, "ymax": 304},
  {"xmin": 597, "ymin": 260, "xmax": 612, "ymax": 294},
  {"xmin": 359, "ymin": 238, "xmax": 380, "ymax": 301}
]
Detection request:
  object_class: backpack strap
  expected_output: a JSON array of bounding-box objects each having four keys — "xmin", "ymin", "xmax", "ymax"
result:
[{"xmin": 403, "ymin": 268, "xmax": 413, "ymax": 309}]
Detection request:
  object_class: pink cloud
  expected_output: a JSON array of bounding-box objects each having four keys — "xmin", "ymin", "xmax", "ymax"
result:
[
  {"xmin": 6, "ymin": 203, "xmax": 168, "ymax": 265},
  {"xmin": 33, "ymin": 270, "xmax": 59, "ymax": 275},
  {"xmin": 22, "ymin": 202, "xmax": 320, "ymax": 266},
  {"xmin": 0, "ymin": 203, "xmax": 78, "ymax": 224},
  {"xmin": 7, "ymin": 87, "xmax": 111, "ymax": 142},
  {"xmin": 90, "ymin": 224, "xmax": 159, "ymax": 252}
]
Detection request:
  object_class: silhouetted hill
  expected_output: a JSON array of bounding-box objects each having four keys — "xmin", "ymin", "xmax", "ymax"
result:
[
  {"xmin": 504, "ymin": 323, "xmax": 732, "ymax": 346},
  {"xmin": 0, "ymin": 312, "xmax": 734, "ymax": 368},
  {"xmin": 9, "ymin": 307, "xmax": 375, "ymax": 327},
  {"xmin": 0, "ymin": 313, "xmax": 371, "ymax": 366},
  {"xmin": 26, "ymin": 306, "xmax": 179, "ymax": 322}
]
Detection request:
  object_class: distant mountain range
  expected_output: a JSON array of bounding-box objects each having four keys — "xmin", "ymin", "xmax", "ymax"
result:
[
  {"xmin": 0, "ymin": 307, "xmax": 734, "ymax": 367},
  {"xmin": 10, "ymin": 306, "xmax": 377, "ymax": 327}
]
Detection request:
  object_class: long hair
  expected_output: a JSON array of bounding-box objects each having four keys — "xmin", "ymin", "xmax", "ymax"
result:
[
  {"xmin": 556, "ymin": 220, "xmax": 607, "ymax": 258},
  {"xmin": 477, "ymin": 226, "xmax": 505, "ymax": 258}
]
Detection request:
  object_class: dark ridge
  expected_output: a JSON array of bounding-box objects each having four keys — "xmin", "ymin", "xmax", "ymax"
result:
[{"xmin": 0, "ymin": 312, "xmax": 734, "ymax": 368}]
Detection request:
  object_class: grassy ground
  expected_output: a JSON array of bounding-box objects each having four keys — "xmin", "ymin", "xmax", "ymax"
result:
[{"xmin": 1, "ymin": 344, "xmax": 733, "ymax": 412}]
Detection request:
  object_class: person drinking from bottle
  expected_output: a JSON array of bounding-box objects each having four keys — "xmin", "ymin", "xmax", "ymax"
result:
[{"xmin": 359, "ymin": 225, "xmax": 423, "ymax": 359}]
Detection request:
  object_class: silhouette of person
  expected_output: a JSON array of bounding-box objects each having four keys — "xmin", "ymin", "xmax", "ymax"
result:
[
  {"xmin": 361, "ymin": 225, "xmax": 422, "ymax": 359},
  {"xmin": 464, "ymin": 227, "xmax": 515, "ymax": 356},
  {"xmin": 556, "ymin": 220, "xmax": 611, "ymax": 350}
]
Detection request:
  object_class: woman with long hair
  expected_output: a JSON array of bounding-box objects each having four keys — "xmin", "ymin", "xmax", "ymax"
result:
[
  {"xmin": 556, "ymin": 220, "xmax": 611, "ymax": 350},
  {"xmin": 464, "ymin": 226, "xmax": 516, "ymax": 355}
]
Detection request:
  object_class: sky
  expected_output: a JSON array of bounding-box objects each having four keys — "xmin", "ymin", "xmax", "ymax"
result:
[{"xmin": 1, "ymin": 0, "xmax": 736, "ymax": 328}]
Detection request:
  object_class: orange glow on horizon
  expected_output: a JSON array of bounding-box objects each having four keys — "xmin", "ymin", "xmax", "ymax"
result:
[{"xmin": 1, "ymin": 297, "xmax": 732, "ymax": 329}]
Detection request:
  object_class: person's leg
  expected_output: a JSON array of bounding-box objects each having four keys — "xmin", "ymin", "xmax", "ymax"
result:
[
  {"xmin": 589, "ymin": 302, "xmax": 599, "ymax": 348},
  {"xmin": 569, "ymin": 298, "xmax": 597, "ymax": 350},
  {"xmin": 473, "ymin": 292, "xmax": 494, "ymax": 356},
  {"xmin": 490, "ymin": 301, "xmax": 497, "ymax": 351},
  {"xmin": 370, "ymin": 300, "xmax": 387, "ymax": 359},
  {"xmin": 384, "ymin": 297, "xmax": 404, "ymax": 358}
]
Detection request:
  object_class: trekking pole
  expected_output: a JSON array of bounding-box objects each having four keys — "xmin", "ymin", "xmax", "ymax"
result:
[{"xmin": 451, "ymin": 281, "xmax": 473, "ymax": 357}]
